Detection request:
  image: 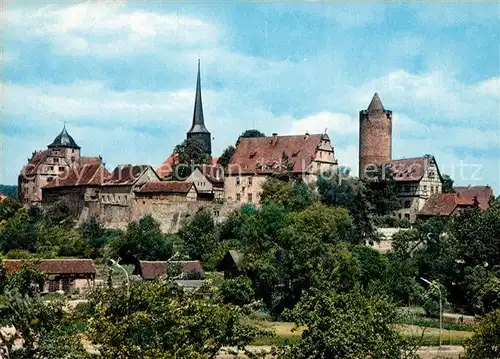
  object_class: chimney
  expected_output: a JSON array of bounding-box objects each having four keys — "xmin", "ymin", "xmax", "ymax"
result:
[{"xmin": 271, "ymin": 133, "xmax": 278, "ymax": 146}]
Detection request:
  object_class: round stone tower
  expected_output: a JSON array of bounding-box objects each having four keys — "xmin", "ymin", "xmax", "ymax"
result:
[{"xmin": 358, "ymin": 93, "xmax": 392, "ymax": 179}]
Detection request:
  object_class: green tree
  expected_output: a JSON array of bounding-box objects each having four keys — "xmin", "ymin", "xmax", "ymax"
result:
[
  {"xmin": 0, "ymin": 208, "xmax": 38, "ymax": 253},
  {"xmin": 277, "ymin": 289, "xmax": 419, "ymax": 359},
  {"xmin": 260, "ymin": 177, "xmax": 314, "ymax": 212},
  {"xmin": 364, "ymin": 165, "xmax": 401, "ymax": 216},
  {"xmin": 317, "ymin": 172, "xmax": 376, "ymax": 243},
  {"xmin": 219, "ymin": 276, "xmax": 254, "ymax": 306},
  {"xmin": 87, "ymin": 281, "xmax": 263, "ymax": 359},
  {"xmin": 217, "ymin": 145, "xmax": 235, "ymax": 168},
  {"xmin": 178, "ymin": 209, "xmax": 218, "ymax": 266},
  {"xmin": 442, "ymin": 174, "xmax": 455, "ymax": 193},
  {"xmin": 351, "ymin": 245, "xmax": 388, "ymax": 289},
  {"xmin": 172, "ymin": 137, "xmax": 211, "ymax": 179},
  {"xmin": 111, "ymin": 214, "xmax": 173, "ymax": 262},
  {"xmin": 463, "ymin": 309, "xmax": 500, "ymax": 359}
]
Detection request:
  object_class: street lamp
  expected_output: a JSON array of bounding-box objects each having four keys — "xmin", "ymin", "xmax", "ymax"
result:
[
  {"xmin": 420, "ymin": 277, "xmax": 442, "ymax": 347},
  {"xmin": 110, "ymin": 258, "xmax": 130, "ymax": 298}
]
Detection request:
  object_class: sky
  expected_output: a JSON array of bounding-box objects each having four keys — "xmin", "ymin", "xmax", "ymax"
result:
[{"xmin": 1, "ymin": 1, "xmax": 499, "ymax": 193}]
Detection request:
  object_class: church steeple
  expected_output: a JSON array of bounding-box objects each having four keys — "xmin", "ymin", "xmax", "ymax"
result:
[{"xmin": 187, "ymin": 59, "xmax": 211, "ymax": 154}]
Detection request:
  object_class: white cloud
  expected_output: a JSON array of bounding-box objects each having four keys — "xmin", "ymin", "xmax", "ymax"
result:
[
  {"xmin": 3, "ymin": 2, "xmax": 219, "ymax": 56},
  {"xmin": 286, "ymin": 112, "xmax": 357, "ymax": 136}
]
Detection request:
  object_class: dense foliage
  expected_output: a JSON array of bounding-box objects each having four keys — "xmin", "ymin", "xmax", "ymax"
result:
[{"xmin": 172, "ymin": 137, "xmax": 211, "ymax": 179}]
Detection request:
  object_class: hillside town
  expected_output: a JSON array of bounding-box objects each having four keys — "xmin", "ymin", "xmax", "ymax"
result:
[{"xmin": 16, "ymin": 62, "xmax": 494, "ymax": 230}]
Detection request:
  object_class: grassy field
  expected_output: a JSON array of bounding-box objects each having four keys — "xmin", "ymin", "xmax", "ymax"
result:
[{"xmin": 249, "ymin": 321, "xmax": 474, "ymax": 347}]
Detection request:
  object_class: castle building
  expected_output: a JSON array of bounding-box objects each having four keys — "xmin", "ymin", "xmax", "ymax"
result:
[
  {"xmin": 18, "ymin": 125, "xmax": 101, "ymax": 205},
  {"xmin": 186, "ymin": 59, "xmax": 211, "ymax": 155},
  {"xmin": 385, "ymin": 155, "xmax": 443, "ymax": 223},
  {"xmin": 359, "ymin": 93, "xmax": 392, "ymax": 180},
  {"xmin": 224, "ymin": 133, "xmax": 338, "ymax": 205}
]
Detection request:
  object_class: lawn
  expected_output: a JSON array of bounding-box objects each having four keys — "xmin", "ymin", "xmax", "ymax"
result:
[{"xmin": 250, "ymin": 321, "xmax": 474, "ymax": 347}]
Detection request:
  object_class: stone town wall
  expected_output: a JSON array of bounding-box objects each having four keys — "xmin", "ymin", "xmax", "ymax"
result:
[{"xmin": 85, "ymin": 199, "xmax": 239, "ymax": 234}]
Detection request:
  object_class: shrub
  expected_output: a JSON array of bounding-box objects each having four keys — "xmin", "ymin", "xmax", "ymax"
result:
[{"xmin": 219, "ymin": 276, "xmax": 254, "ymax": 306}]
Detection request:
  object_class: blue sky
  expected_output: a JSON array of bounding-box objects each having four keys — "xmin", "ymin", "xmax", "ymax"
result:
[{"xmin": 1, "ymin": 2, "xmax": 499, "ymax": 193}]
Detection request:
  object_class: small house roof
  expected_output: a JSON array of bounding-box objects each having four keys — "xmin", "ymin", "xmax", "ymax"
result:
[
  {"xmin": 136, "ymin": 181, "xmax": 194, "ymax": 194},
  {"xmin": 135, "ymin": 260, "xmax": 204, "ymax": 280},
  {"xmin": 3, "ymin": 259, "xmax": 96, "ymax": 275}
]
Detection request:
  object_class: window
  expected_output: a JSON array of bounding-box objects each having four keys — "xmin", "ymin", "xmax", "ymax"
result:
[
  {"xmin": 124, "ymin": 195, "xmax": 128, "ymax": 201},
  {"xmin": 214, "ymin": 210, "xmax": 220, "ymax": 217},
  {"xmin": 236, "ymin": 193, "xmax": 241, "ymax": 201},
  {"xmin": 431, "ymin": 186, "xmax": 434, "ymax": 194},
  {"xmin": 404, "ymin": 200, "xmax": 411, "ymax": 209},
  {"xmin": 423, "ymin": 185, "xmax": 427, "ymax": 192},
  {"xmin": 428, "ymin": 171, "xmax": 435, "ymax": 178},
  {"xmin": 50, "ymin": 166, "xmax": 54, "ymax": 171},
  {"xmin": 72, "ymin": 149, "xmax": 75, "ymax": 153},
  {"xmin": 248, "ymin": 176, "xmax": 253, "ymax": 186},
  {"xmin": 404, "ymin": 213, "xmax": 410, "ymax": 220},
  {"xmin": 59, "ymin": 166, "xmax": 65, "ymax": 171},
  {"xmin": 47, "ymin": 177, "xmax": 53, "ymax": 182},
  {"xmin": 248, "ymin": 193, "xmax": 253, "ymax": 202},
  {"xmin": 54, "ymin": 158, "xmax": 59, "ymax": 163}
]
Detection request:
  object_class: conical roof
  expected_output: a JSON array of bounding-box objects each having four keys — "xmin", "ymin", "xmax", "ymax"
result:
[
  {"xmin": 48, "ymin": 125, "xmax": 80, "ymax": 149},
  {"xmin": 188, "ymin": 59, "xmax": 210, "ymax": 134},
  {"xmin": 367, "ymin": 93, "xmax": 385, "ymax": 112}
]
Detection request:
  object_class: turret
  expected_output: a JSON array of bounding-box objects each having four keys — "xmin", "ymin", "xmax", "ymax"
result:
[{"xmin": 358, "ymin": 93, "xmax": 392, "ymax": 179}]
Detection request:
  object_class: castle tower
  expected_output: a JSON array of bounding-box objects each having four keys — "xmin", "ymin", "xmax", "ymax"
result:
[
  {"xmin": 187, "ymin": 59, "xmax": 211, "ymax": 155},
  {"xmin": 359, "ymin": 93, "xmax": 392, "ymax": 179}
]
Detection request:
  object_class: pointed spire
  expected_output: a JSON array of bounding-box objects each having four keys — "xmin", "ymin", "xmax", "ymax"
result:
[
  {"xmin": 367, "ymin": 93, "xmax": 385, "ymax": 112},
  {"xmin": 48, "ymin": 124, "xmax": 80, "ymax": 149},
  {"xmin": 188, "ymin": 59, "xmax": 209, "ymax": 134}
]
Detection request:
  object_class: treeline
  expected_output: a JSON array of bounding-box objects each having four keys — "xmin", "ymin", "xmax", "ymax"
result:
[{"xmin": 0, "ymin": 185, "xmax": 17, "ymax": 199}]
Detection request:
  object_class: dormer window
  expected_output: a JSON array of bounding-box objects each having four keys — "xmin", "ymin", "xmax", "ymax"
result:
[{"xmin": 249, "ymin": 151, "xmax": 257, "ymax": 159}]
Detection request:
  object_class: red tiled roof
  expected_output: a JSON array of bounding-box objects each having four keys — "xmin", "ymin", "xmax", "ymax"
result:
[
  {"xmin": 80, "ymin": 156, "xmax": 102, "ymax": 165},
  {"xmin": 105, "ymin": 165, "xmax": 149, "ymax": 185},
  {"xmin": 22, "ymin": 150, "xmax": 53, "ymax": 176},
  {"xmin": 136, "ymin": 260, "xmax": 204, "ymax": 279},
  {"xmin": 227, "ymin": 134, "xmax": 329, "ymax": 175},
  {"xmin": 419, "ymin": 192, "xmax": 479, "ymax": 217},
  {"xmin": 386, "ymin": 156, "xmax": 434, "ymax": 182},
  {"xmin": 454, "ymin": 186, "xmax": 494, "ymax": 210},
  {"xmin": 43, "ymin": 163, "xmax": 110, "ymax": 188},
  {"xmin": 137, "ymin": 181, "xmax": 194, "ymax": 194},
  {"xmin": 3, "ymin": 259, "xmax": 96, "ymax": 275}
]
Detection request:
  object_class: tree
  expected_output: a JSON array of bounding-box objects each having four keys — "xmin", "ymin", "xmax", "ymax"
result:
[
  {"xmin": 217, "ymin": 145, "xmax": 235, "ymax": 168},
  {"xmin": 463, "ymin": 309, "xmax": 500, "ymax": 359},
  {"xmin": 442, "ymin": 174, "xmax": 454, "ymax": 193},
  {"xmin": 219, "ymin": 276, "xmax": 255, "ymax": 306},
  {"xmin": 178, "ymin": 209, "xmax": 218, "ymax": 267},
  {"xmin": 86, "ymin": 281, "xmax": 263, "ymax": 359},
  {"xmin": 317, "ymin": 172, "xmax": 376, "ymax": 243},
  {"xmin": 277, "ymin": 289, "xmax": 419, "ymax": 359},
  {"xmin": 172, "ymin": 137, "xmax": 211, "ymax": 179},
  {"xmin": 0, "ymin": 208, "xmax": 38, "ymax": 253},
  {"xmin": 260, "ymin": 177, "xmax": 314, "ymax": 212},
  {"xmin": 351, "ymin": 245, "xmax": 388, "ymax": 289},
  {"xmin": 111, "ymin": 214, "xmax": 173, "ymax": 263},
  {"xmin": 364, "ymin": 165, "xmax": 401, "ymax": 216}
]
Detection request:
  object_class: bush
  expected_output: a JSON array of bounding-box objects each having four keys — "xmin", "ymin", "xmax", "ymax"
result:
[
  {"xmin": 373, "ymin": 215, "xmax": 410, "ymax": 228},
  {"xmin": 463, "ymin": 309, "xmax": 500, "ymax": 359},
  {"xmin": 219, "ymin": 276, "xmax": 254, "ymax": 306}
]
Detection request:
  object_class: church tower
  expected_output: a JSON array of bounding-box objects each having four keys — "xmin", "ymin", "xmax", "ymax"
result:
[
  {"xmin": 359, "ymin": 93, "xmax": 392, "ymax": 179},
  {"xmin": 187, "ymin": 59, "xmax": 211, "ymax": 155}
]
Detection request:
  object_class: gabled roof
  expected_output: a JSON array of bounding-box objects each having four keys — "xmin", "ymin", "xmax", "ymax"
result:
[
  {"xmin": 22, "ymin": 150, "xmax": 64, "ymax": 176},
  {"xmin": 43, "ymin": 162, "xmax": 110, "ymax": 188},
  {"xmin": 454, "ymin": 186, "xmax": 494, "ymax": 210},
  {"xmin": 48, "ymin": 126, "xmax": 80, "ymax": 150},
  {"xmin": 135, "ymin": 260, "xmax": 204, "ymax": 280},
  {"xmin": 3, "ymin": 259, "xmax": 96, "ymax": 275},
  {"xmin": 197, "ymin": 165, "xmax": 224, "ymax": 187},
  {"xmin": 227, "ymin": 134, "xmax": 330, "ymax": 175},
  {"xmin": 104, "ymin": 165, "xmax": 151, "ymax": 185},
  {"xmin": 136, "ymin": 181, "xmax": 194, "ymax": 194},
  {"xmin": 386, "ymin": 155, "xmax": 439, "ymax": 183}
]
